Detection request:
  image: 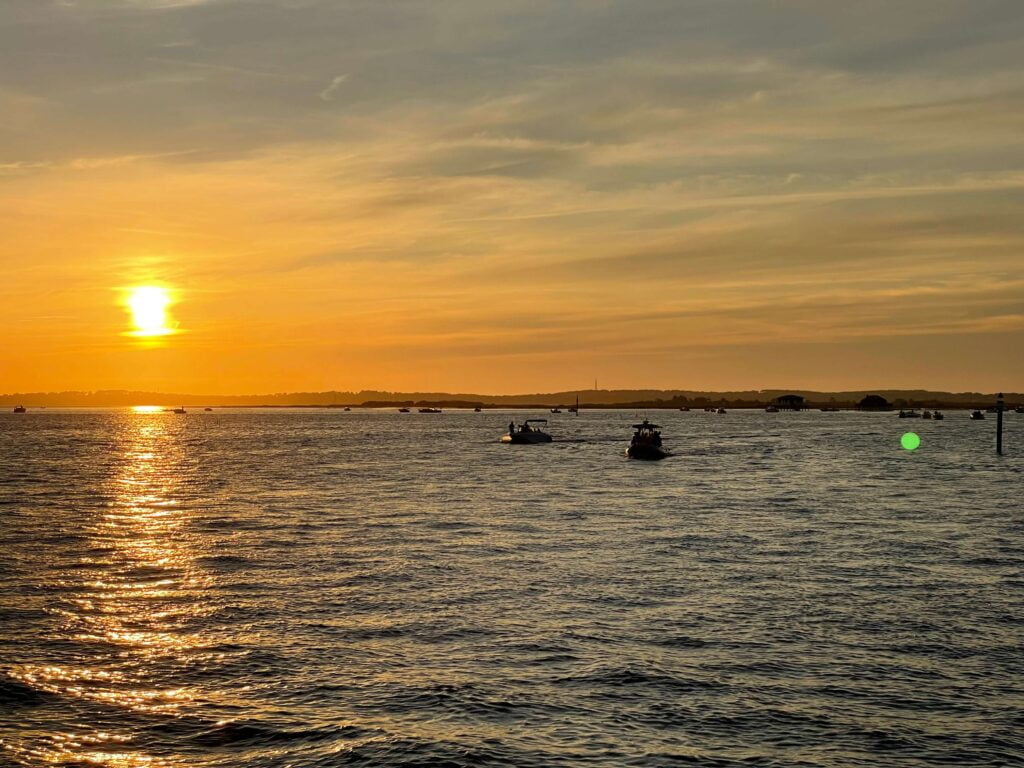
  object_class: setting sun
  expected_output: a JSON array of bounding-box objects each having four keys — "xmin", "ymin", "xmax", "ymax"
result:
[{"xmin": 125, "ymin": 286, "xmax": 175, "ymax": 337}]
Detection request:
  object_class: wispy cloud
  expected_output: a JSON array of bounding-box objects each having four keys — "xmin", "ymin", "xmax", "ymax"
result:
[{"xmin": 318, "ymin": 73, "xmax": 348, "ymax": 102}]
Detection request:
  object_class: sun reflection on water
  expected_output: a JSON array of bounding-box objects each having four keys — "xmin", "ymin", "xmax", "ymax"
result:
[{"xmin": 7, "ymin": 411, "xmax": 211, "ymax": 767}]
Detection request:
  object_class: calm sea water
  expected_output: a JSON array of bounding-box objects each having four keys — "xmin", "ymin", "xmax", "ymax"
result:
[{"xmin": 1, "ymin": 408, "xmax": 1021, "ymax": 767}]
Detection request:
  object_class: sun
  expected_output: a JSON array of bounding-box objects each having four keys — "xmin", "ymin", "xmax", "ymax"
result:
[{"xmin": 125, "ymin": 286, "xmax": 176, "ymax": 337}]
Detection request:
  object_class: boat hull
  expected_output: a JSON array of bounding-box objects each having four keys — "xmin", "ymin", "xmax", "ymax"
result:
[
  {"xmin": 627, "ymin": 444, "xmax": 669, "ymax": 460},
  {"xmin": 502, "ymin": 432, "xmax": 552, "ymax": 444}
]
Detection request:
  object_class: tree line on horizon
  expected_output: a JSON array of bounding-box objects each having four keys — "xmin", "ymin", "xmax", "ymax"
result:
[{"xmin": 1, "ymin": 388, "xmax": 1018, "ymax": 409}]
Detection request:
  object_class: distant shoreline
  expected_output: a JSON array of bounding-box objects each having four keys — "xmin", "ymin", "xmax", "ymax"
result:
[{"xmin": 2, "ymin": 388, "xmax": 1019, "ymax": 410}]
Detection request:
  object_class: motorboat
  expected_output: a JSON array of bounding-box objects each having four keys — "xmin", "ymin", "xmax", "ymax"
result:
[
  {"xmin": 678, "ymin": 406, "xmax": 690, "ymax": 412},
  {"xmin": 13, "ymin": 405, "xmax": 26, "ymax": 413},
  {"xmin": 933, "ymin": 411, "xmax": 944, "ymax": 420},
  {"xmin": 550, "ymin": 407, "xmax": 562, "ymax": 414},
  {"xmin": 172, "ymin": 407, "xmax": 186, "ymax": 414},
  {"xmin": 970, "ymin": 410, "xmax": 985, "ymax": 420},
  {"xmin": 716, "ymin": 408, "xmax": 727, "ymax": 414},
  {"xmin": 343, "ymin": 407, "xmax": 351, "ymax": 411},
  {"xmin": 898, "ymin": 410, "xmax": 921, "ymax": 418},
  {"xmin": 626, "ymin": 420, "xmax": 670, "ymax": 460},
  {"xmin": 922, "ymin": 410, "xmax": 932, "ymax": 419},
  {"xmin": 501, "ymin": 419, "xmax": 553, "ymax": 444},
  {"xmin": 474, "ymin": 406, "xmax": 482, "ymax": 412},
  {"xmin": 820, "ymin": 407, "xmax": 840, "ymax": 412},
  {"xmin": 397, "ymin": 407, "xmax": 410, "ymax": 413},
  {"xmin": 204, "ymin": 407, "xmax": 213, "ymax": 412},
  {"xmin": 765, "ymin": 405, "xmax": 779, "ymax": 413},
  {"xmin": 418, "ymin": 407, "xmax": 442, "ymax": 414}
]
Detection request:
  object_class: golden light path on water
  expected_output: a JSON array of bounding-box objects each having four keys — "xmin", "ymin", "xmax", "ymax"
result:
[{"xmin": 8, "ymin": 412, "xmax": 213, "ymax": 767}]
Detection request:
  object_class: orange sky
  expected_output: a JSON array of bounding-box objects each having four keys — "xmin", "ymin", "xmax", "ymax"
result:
[{"xmin": 2, "ymin": 1, "xmax": 1022, "ymax": 394}]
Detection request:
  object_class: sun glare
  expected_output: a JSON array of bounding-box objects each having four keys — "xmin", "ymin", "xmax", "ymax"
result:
[{"xmin": 125, "ymin": 286, "xmax": 176, "ymax": 337}]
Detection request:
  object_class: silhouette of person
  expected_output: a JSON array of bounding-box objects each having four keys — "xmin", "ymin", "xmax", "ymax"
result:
[{"xmin": 509, "ymin": 421, "xmax": 515, "ymax": 435}]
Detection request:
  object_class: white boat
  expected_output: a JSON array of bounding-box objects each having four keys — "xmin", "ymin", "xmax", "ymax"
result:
[{"xmin": 501, "ymin": 419, "xmax": 552, "ymax": 444}]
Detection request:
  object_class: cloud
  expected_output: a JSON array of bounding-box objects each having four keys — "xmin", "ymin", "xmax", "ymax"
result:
[{"xmin": 318, "ymin": 73, "xmax": 348, "ymax": 102}]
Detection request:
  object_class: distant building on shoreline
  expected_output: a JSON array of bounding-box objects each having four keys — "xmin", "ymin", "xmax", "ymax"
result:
[
  {"xmin": 857, "ymin": 394, "xmax": 891, "ymax": 411},
  {"xmin": 773, "ymin": 394, "xmax": 805, "ymax": 411}
]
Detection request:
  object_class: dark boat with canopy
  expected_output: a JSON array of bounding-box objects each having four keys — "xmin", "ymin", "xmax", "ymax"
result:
[{"xmin": 627, "ymin": 420, "xmax": 670, "ymax": 460}]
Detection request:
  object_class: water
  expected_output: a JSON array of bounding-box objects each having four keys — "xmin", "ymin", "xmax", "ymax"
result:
[{"xmin": 1, "ymin": 408, "xmax": 1021, "ymax": 767}]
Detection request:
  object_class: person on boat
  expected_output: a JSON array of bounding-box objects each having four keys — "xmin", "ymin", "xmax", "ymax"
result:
[{"xmin": 508, "ymin": 421, "xmax": 515, "ymax": 436}]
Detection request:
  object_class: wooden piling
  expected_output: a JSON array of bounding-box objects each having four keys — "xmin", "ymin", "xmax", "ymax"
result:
[{"xmin": 996, "ymin": 392, "xmax": 1004, "ymax": 456}]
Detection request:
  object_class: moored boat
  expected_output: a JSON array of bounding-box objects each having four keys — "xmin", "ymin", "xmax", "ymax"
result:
[
  {"xmin": 13, "ymin": 405, "xmax": 26, "ymax": 413},
  {"xmin": 970, "ymin": 410, "xmax": 985, "ymax": 420},
  {"xmin": 716, "ymin": 408, "xmax": 727, "ymax": 414},
  {"xmin": 765, "ymin": 405, "xmax": 779, "ymax": 413},
  {"xmin": 501, "ymin": 419, "xmax": 553, "ymax": 444},
  {"xmin": 418, "ymin": 407, "xmax": 442, "ymax": 414},
  {"xmin": 933, "ymin": 410, "xmax": 944, "ymax": 420},
  {"xmin": 898, "ymin": 409, "xmax": 921, "ymax": 418},
  {"xmin": 398, "ymin": 407, "xmax": 410, "ymax": 413},
  {"xmin": 550, "ymin": 407, "xmax": 562, "ymax": 414},
  {"xmin": 626, "ymin": 420, "xmax": 669, "ymax": 460}
]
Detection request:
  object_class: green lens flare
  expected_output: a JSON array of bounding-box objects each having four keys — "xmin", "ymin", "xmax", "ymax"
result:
[{"xmin": 901, "ymin": 432, "xmax": 921, "ymax": 451}]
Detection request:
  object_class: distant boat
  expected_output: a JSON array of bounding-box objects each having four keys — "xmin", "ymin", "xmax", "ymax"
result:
[
  {"xmin": 765, "ymin": 405, "xmax": 779, "ymax": 413},
  {"xmin": 172, "ymin": 407, "xmax": 186, "ymax": 414},
  {"xmin": 13, "ymin": 405, "xmax": 26, "ymax": 413},
  {"xmin": 550, "ymin": 407, "xmax": 562, "ymax": 414},
  {"xmin": 933, "ymin": 411, "xmax": 944, "ymax": 420},
  {"xmin": 970, "ymin": 410, "xmax": 985, "ymax": 420},
  {"xmin": 922, "ymin": 410, "xmax": 932, "ymax": 419},
  {"xmin": 704, "ymin": 407, "xmax": 715, "ymax": 412},
  {"xmin": 205, "ymin": 407, "xmax": 213, "ymax": 412},
  {"xmin": 419, "ymin": 407, "xmax": 442, "ymax": 414},
  {"xmin": 501, "ymin": 419, "xmax": 552, "ymax": 444},
  {"xmin": 716, "ymin": 408, "xmax": 727, "ymax": 414},
  {"xmin": 626, "ymin": 420, "xmax": 670, "ymax": 460},
  {"xmin": 568, "ymin": 395, "xmax": 579, "ymax": 415},
  {"xmin": 343, "ymin": 407, "xmax": 351, "ymax": 411},
  {"xmin": 820, "ymin": 407, "xmax": 840, "ymax": 412},
  {"xmin": 678, "ymin": 406, "xmax": 690, "ymax": 412},
  {"xmin": 397, "ymin": 407, "xmax": 410, "ymax": 413},
  {"xmin": 898, "ymin": 410, "xmax": 921, "ymax": 418}
]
